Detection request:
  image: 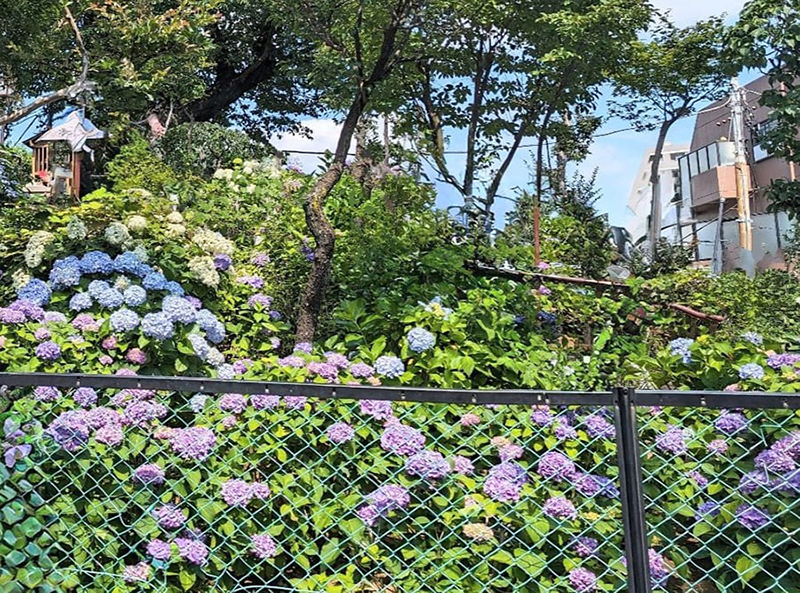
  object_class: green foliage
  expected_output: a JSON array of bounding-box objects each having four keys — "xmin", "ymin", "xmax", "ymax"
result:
[
  {"xmin": 0, "ymin": 146, "xmax": 28, "ymax": 205},
  {"xmin": 158, "ymin": 123, "xmax": 273, "ymax": 178},
  {"xmin": 627, "ymin": 238, "xmax": 694, "ymax": 279},
  {"xmin": 106, "ymin": 136, "xmax": 179, "ymax": 193}
]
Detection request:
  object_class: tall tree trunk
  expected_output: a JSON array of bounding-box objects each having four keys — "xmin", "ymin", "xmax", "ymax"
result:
[
  {"xmin": 294, "ymin": 95, "xmax": 366, "ymax": 343},
  {"xmin": 648, "ymin": 119, "xmax": 673, "ymax": 257}
]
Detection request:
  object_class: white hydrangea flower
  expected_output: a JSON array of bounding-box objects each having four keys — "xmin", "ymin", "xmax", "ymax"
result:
[
  {"xmin": 12, "ymin": 269, "xmax": 31, "ymax": 289},
  {"xmin": 206, "ymin": 348, "xmax": 225, "ymax": 367},
  {"xmin": 166, "ymin": 211, "xmax": 184, "ymax": 224},
  {"xmin": 213, "ymin": 168, "xmax": 234, "ymax": 180},
  {"xmin": 192, "ymin": 228, "xmax": 235, "ymax": 256},
  {"xmin": 114, "ymin": 276, "xmax": 131, "ymax": 291},
  {"xmin": 127, "ymin": 215, "xmax": 148, "ymax": 233},
  {"xmin": 24, "ymin": 230, "xmax": 54, "ymax": 268},
  {"xmin": 66, "ymin": 217, "xmax": 87, "ymax": 240},
  {"xmin": 188, "ymin": 256, "xmax": 220, "ymax": 287},
  {"xmin": 132, "ymin": 244, "xmax": 149, "ymax": 263},
  {"xmin": 165, "ymin": 224, "xmax": 186, "ymax": 238},
  {"xmin": 104, "ymin": 222, "xmax": 131, "ymax": 245},
  {"xmin": 246, "ymin": 184, "xmax": 256, "ymax": 194}
]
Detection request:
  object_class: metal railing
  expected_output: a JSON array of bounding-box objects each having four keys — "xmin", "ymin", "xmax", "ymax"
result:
[{"xmin": 0, "ymin": 372, "xmax": 797, "ymax": 592}]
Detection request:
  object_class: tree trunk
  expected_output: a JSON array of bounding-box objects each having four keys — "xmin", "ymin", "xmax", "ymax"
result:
[
  {"xmin": 648, "ymin": 119, "xmax": 672, "ymax": 257},
  {"xmin": 294, "ymin": 95, "xmax": 366, "ymax": 343}
]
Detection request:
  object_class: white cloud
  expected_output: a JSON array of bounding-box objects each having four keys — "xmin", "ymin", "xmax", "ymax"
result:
[
  {"xmin": 651, "ymin": 0, "xmax": 746, "ymax": 26},
  {"xmin": 270, "ymin": 118, "xmax": 350, "ymax": 173}
]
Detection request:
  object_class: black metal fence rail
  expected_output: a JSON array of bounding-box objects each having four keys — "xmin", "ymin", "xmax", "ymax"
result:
[{"xmin": 1, "ymin": 372, "xmax": 798, "ymax": 593}]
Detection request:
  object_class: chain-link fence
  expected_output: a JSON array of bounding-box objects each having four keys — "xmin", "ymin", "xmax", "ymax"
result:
[{"xmin": 0, "ymin": 374, "xmax": 797, "ymax": 593}]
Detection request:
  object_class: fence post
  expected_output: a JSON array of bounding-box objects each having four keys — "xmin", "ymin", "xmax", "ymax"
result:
[{"xmin": 613, "ymin": 386, "xmax": 652, "ymax": 593}]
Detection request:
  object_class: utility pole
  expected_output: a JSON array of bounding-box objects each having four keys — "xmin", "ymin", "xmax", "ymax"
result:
[{"xmin": 730, "ymin": 77, "xmax": 754, "ymax": 275}]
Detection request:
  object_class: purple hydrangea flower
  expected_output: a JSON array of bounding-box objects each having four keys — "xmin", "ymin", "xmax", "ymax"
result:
[
  {"xmin": 72, "ymin": 387, "xmax": 97, "ymax": 407},
  {"xmin": 326, "ymin": 422, "xmax": 355, "ymax": 444},
  {"xmin": 735, "ymin": 504, "xmax": 770, "ymax": 529},
  {"xmin": 537, "ymin": 451, "xmax": 576, "ymax": 481},
  {"xmin": 738, "ymin": 470, "xmax": 770, "ymax": 495},
  {"xmin": 360, "ymin": 399, "xmax": 393, "ymax": 420},
  {"xmin": 237, "ymin": 275, "xmax": 264, "ymax": 289},
  {"xmin": 126, "ymin": 348, "xmax": 147, "ymax": 365},
  {"xmin": 278, "ymin": 355, "xmax": 305, "ymax": 368},
  {"xmin": 43, "ymin": 311, "xmax": 67, "ymax": 324},
  {"xmin": 584, "ymin": 414, "xmax": 615, "ymax": 439},
  {"xmin": 293, "ymin": 342, "xmax": 313, "ymax": 354},
  {"xmin": 543, "ymin": 496, "xmax": 577, "ymax": 520},
  {"xmin": 708, "ymin": 439, "xmax": 728, "ymax": 455},
  {"xmin": 688, "ymin": 470, "xmax": 708, "ymax": 489},
  {"xmin": 460, "ymin": 413, "xmax": 481, "ymax": 427},
  {"xmin": 380, "ymin": 423, "xmax": 426, "ymax": 456},
  {"xmin": 307, "ymin": 361, "xmax": 338, "ymax": 380},
  {"xmin": 349, "ymin": 363, "xmax": 375, "ymax": 379},
  {"xmin": 695, "ymin": 500, "xmax": 720, "ymax": 521},
  {"xmin": 251, "ymin": 533, "xmax": 278, "ymax": 559},
  {"xmin": 0, "ymin": 307, "xmax": 26, "ymax": 324},
  {"xmin": 71, "ymin": 313, "xmax": 97, "ymax": 331},
  {"xmin": 251, "ymin": 482, "xmax": 271, "ymax": 499},
  {"xmin": 170, "ymin": 427, "xmax": 216, "ymax": 461},
  {"xmin": 755, "ymin": 449, "xmax": 796, "ymax": 473},
  {"xmin": 86, "ymin": 407, "xmax": 122, "ymax": 430},
  {"xmin": 248, "ymin": 293, "xmax": 273, "ymax": 308},
  {"xmin": 251, "ymin": 394, "xmax": 281, "ymax": 410},
  {"xmin": 35, "ymin": 340, "xmax": 61, "ymax": 361},
  {"xmin": 767, "ymin": 353, "xmax": 800, "ymax": 369},
  {"xmin": 122, "ymin": 562, "xmax": 151, "ymax": 583},
  {"xmin": 213, "ymin": 253, "xmax": 232, "ymax": 270},
  {"xmin": 154, "ymin": 504, "xmax": 186, "ymax": 530},
  {"xmin": 366, "ymin": 484, "xmax": 410, "ymax": 513},
  {"xmin": 33, "ymin": 327, "xmax": 51, "ymax": 341},
  {"xmin": 325, "ymin": 352, "xmax": 350, "ymax": 369},
  {"xmin": 574, "ymin": 473, "xmax": 619, "ymax": 498},
  {"xmin": 34, "ymin": 386, "xmax": 61, "ymax": 402},
  {"xmin": 134, "ymin": 463, "xmax": 165, "ymax": 485},
  {"xmin": 175, "ymin": 537, "xmax": 209, "ymax": 566},
  {"xmin": 47, "ymin": 410, "xmax": 90, "ymax": 451},
  {"xmin": 715, "ymin": 412, "xmax": 748, "ymax": 435},
  {"xmin": 572, "ymin": 536, "xmax": 599, "ymax": 558},
  {"xmin": 356, "ymin": 504, "xmax": 381, "ymax": 527},
  {"xmin": 554, "ymin": 421, "xmax": 578, "ymax": 440},
  {"xmin": 221, "ymin": 479, "xmax": 253, "ymax": 507},
  {"xmin": 219, "ymin": 393, "xmax": 247, "ymax": 414},
  {"xmin": 122, "ymin": 400, "xmax": 167, "ymax": 427},
  {"xmin": 95, "ymin": 424, "xmax": 124, "ymax": 447},
  {"xmin": 530, "ymin": 406, "xmax": 553, "ymax": 426},
  {"xmin": 452, "ymin": 455, "xmax": 474, "ymax": 476},
  {"xmin": 656, "ymin": 425, "xmax": 691, "ymax": 455},
  {"xmin": 483, "ymin": 475, "xmax": 523, "ymax": 503},
  {"xmin": 405, "ymin": 450, "xmax": 451, "ymax": 480},
  {"xmin": 251, "ymin": 252, "xmax": 270, "ymax": 267},
  {"xmin": 499, "ymin": 444, "xmax": 524, "ymax": 462},
  {"xmin": 147, "ymin": 539, "xmax": 172, "ymax": 561},
  {"xmin": 568, "ymin": 567, "xmax": 597, "ymax": 592},
  {"xmin": 284, "ymin": 396, "xmax": 308, "ymax": 410}
]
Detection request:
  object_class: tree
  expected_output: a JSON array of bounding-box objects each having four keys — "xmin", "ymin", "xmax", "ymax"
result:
[
  {"xmin": 611, "ymin": 16, "xmax": 728, "ymax": 254},
  {"xmin": 396, "ymin": 0, "xmax": 650, "ymax": 232},
  {"xmin": 272, "ymin": 0, "xmax": 431, "ymax": 343},
  {"xmin": 728, "ymin": 0, "xmax": 800, "ymax": 219}
]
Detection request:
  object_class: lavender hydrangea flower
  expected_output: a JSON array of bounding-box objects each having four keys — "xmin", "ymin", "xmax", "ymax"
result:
[
  {"xmin": 154, "ymin": 504, "xmax": 186, "ymax": 530},
  {"xmin": 134, "ymin": 463, "xmax": 165, "ymax": 485},
  {"xmin": 572, "ymin": 536, "xmax": 599, "ymax": 558},
  {"xmin": 284, "ymin": 396, "xmax": 308, "ymax": 410},
  {"xmin": 248, "ymin": 293, "xmax": 273, "ymax": 308},
  {"xmin": 736, "ymin": 504, "xmax": 770, "ymax": 529},
  {"xmin": 362, "ymin": 484, "xmax": 411, "ymax": 523},
  {"xmin": 35, "ymin": 340, "xmax": 61, "ymax": 361},
  {"xmin": 349, "ymin": 363, "xmax": 375, "ymax": 378},
  {"xmin": 47, "ymin": 410, "xmax": 90, "ymax": 451},
  {"xmin": 655, "ymin": 425, "xmax": 691, "ymax": 455},
  {"xmin": 170, "ymin": 427, "xmax": 216, "ymax": 461},
  {"xmin": 147, "ymin": 539, "xmax": 172, "ymax": 561},
  {"xmin": 122, "ymin": 400, "xmax": 167, "ymax": 427},
  {"xmin": 375, "ymin": 356, "xmax": 405, "ymax": 378},
  {"xmin": 71, "ymin": 313, "xmax": 97, "ymax": 331},
  {"xmin": 499, "ymin": 444, "xmax": 524, "ymax": 462},
  {"xmin": 86, "ymin": 407, "xmax": 122, "ymax": 429},
  {"xmin": 307, "ymin": 361, "xmax": 338, "ymax": 380},
  {"xmin": 175, "ymin": 537, "xmax": 209, "ymax": 566},
  {"xmin": 95, "ymin": 424, "xmax": 124, "ymax": 447},
  {"xmin": 360, "ymin": 399, "xmax": 393, "ymax": 420},
  {"xmin": 326, "ymin": 422, "xmax": 355, "ymax": 444},
  {"xmin": 537, "ymin": 451, "xmax": 576, "ymax": 481},
  {"xmin": 221, "ymin": 479, "xmax": 253, "ymax": 507},
  {"xmin": 738, "ymin": 470, "xmax": 770, "ymax": 495},
  {"xmin": 530, "ymin": 406, "xmax": 553, "ymax": 426},
  {"xmin": 584, "ymin": 414, "xmax": 615, "ymax": 439},
  {"xmin": 213, "ymin": 253, "xmax": 232, "ymax": 270},
  {"xmin": 0, "ymin": 307, "xmax": 26, "ymax": 324},
  {"xmin": 755, "ymin": 449, "xmax": 796, "ymax": 473},
  {"xmin": 43, "ymin": 311, "xmax": 67, "ymax": 324},
  {"xmin": 405, "ymin": 450, "xmax": 451, "ymax": 480},
  {"xmin": 739, "ymin": 363, "xmax": 765, "ymax": 380},
  {"xmin": 452, "ymin": 455, "xmax": 474, "ymax": 476},
  {"xmin": 543, "ymin": 496, "xmax": 577, "ymax": 520},
  {"xmin": 695, "ymin": 500, "xmax": 720, "ymax": 521},
  {"xmin": 141, "ymin": 312, "xmax": 175, "ymax": 340},
  {"xmin": 251, "ymin": 482, "xmax": 271, "ymax": 499},
  {"xmin": 71, "ymin": 387, "xmax": 97, "ymax": 407},
  {"xmin": 33, "ymin": 327, "xmax": 51, "ymax": 341},
  {"xmin": 251, "ymin": 394, "xmax": 281, "ymax": 410},
  {"xmin": 278, "ymin": 355, "xmax": 305, "ymax": 368},
  {"xmin": 568, "ymin": 567, "xmax": 597, "ymax": 592},
  {"xmin": 407, "ymin": 327, "xmax": 436, "ymax": 353},
  {"xmin": 251, "ymin": 252, "xmax": 270, "ymax": 267},
  {"xmin": 715, "ymin": 412, "xmax": 748, "ymax": 435},
  {"xmin": 688, "ymin": 470, "xmax": 708, "ymax": 488},
  {"xmin": 380, "ymin": 423, "xmax": 426, "ymax": 456},
  {"xmin": 325, "ymin": 352, "xmax": 350, "ymax": 369},
  {"xmin": 9, "ymin": 299, "xmax": 45, "ymax": 321},
  {"xmin": 219, "ymin": 393, "xmax": 247, "ymax": 414},
  {"xmin": 767, "ymin": 353, "xmax": 800, "ymax": 370},
  {"xmin": 237, "ymin": 275, "xmax": 264, "ymax": 289},
  {"xmin": 122, "ymin": 562, "xmax": 151, "ymax": 583},
  {"xmin": 708, "ymin": 439, "xmax": 728, "ymax": 455},
  {"xmin": 34, "ymin": 386, "xmax": 61, "ymax": 402},
  {"xmin": 554, "ymin": 421, "xmax": 578, "ymax": 440},
  {"xmin": 574, "ymin": 473, "xmax": 619, "ymax": 498},
  {"xmin": 251, "ymin": 534, "xmax": 278, "ymax": 559}
]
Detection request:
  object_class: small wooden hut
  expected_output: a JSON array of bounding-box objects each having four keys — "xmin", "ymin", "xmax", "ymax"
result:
[{"xmin": 24, "ymin": 111, "xmax": 105, "ymax": 200}]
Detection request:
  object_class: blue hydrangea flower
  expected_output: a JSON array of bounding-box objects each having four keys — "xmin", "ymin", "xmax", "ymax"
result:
[
  {"xmin": 164, "ymin": 281, "xmax": 185, "ymax": 296},
  {"xmin": 669, "ymin": 338, "xmax": 694, "ymax": 364},
  {"xmin": 69, "ymin": 292, "xmax": 93, "ymax": 312},
  {"xmin": 88, "ymin": 280, "xmax": 111, "ymax": 298},
  {"xmin": 114, "ymin": 252, "xmax": 150, "ymax": 277},
  {"xmin": 79, "ymin": 251, "xmax": 115, "ymax": 275},
  {"xmin": 741, "ymin": 332, "xmax": 763, "ymax": 346},
  {"xmin": 195, "ymin": 309, "xmax": 219, "ymax": 331},
  {"xmin": 162, "ymin": 295, "xmax": 196, "ymax": 324},
  {"xmin": 188, "ymin": 333, "xmax": 211, "ymax": 359},
  {"xmin": 407, "ymin": 327, "xmax": 436, "ymax": 353},
  {"xmin": 110, "ymin": 308, "xmax": 140, "ymax": 333},
  {"xmin": 96, "ymin": 288, "xmax": 124, "ymax": 309},
  {"xmin": 739, "ymin": 363, "xmax": 765, "ymax": 380},
  {"xmin": 123, "ymin": 285, "xmax": 147, "ymax": 307},
  {"xmin": 141, "ymin": 312, "xmax": 174, "ymax": 340},
  {"xmin": 18, "ymin": 279, "xmax": 51, "ymax": 306},
  {"xmin": 49, "ymin": 256, "xmax": 82, "ymax": 289},
  {"xmin": 375, "ymin": 356, "xmax": 405, "ymax": 378},
  {"xmin": 205, "ymin": 321, "xmax": 226, "ymax": 344},
  {"xmin": 143, "ymin": 272, "xmax": 168, "ymax": 291}
]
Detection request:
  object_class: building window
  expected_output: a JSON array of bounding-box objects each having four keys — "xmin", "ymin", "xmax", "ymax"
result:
[{"xmin": 752, "ymin": 119, "xmax": 777, "ymax": 161}]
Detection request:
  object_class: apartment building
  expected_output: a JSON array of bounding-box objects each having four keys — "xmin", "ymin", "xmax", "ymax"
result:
[{"xmin": 678, "ymin": 75, "xmax": 795, "ymax": 271}]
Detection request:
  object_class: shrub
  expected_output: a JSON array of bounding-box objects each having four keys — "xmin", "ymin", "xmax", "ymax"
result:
[{"xmin": 106, "ymin": 135, "xmax": 179, "ymax": 193}]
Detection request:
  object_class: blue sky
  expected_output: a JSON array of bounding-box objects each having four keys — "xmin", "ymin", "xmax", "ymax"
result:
[{"xmin": 273, "ymin": 0, "xmax": 749, "ymax": 228}]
